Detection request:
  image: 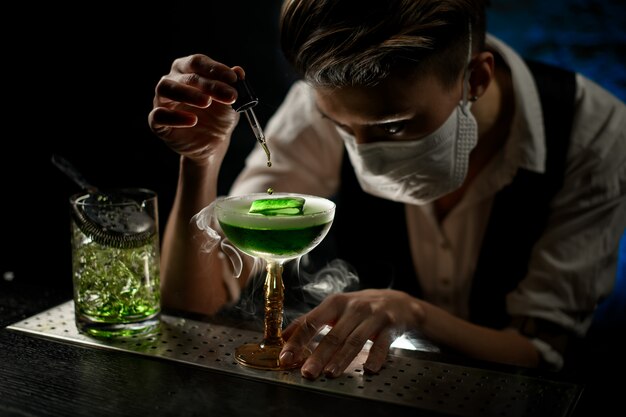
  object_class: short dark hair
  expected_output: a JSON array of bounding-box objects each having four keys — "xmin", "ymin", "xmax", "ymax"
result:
[{"xmin": 280, "ymin": 0, "xmax": 488, "ymax": 88}]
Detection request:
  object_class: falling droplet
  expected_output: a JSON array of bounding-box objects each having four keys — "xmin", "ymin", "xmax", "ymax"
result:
[{"xmin": 267, "ymin": 188, "xmax": 274, "ymax": 195}]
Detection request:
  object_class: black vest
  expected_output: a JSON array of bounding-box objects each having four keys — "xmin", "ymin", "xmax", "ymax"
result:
[{"xmin": 333, "ymin": 60, "xmax": 576, "ymax": 329}]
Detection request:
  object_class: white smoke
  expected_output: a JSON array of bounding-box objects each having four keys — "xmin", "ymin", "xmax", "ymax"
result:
[
  {"xmin": 190, "ymin": 199, "xmax": 361, "ymax": 324},
  {"xmin": 192, "ymin": 201, "xmax": 221, "ymax": 253},
  {"xmin": 192, "ymin": 198, "xmax": 244, "ymax": 278},
  {"xmin": 295, "ymin": 257, "xmax": 360, "ymax": 305}
]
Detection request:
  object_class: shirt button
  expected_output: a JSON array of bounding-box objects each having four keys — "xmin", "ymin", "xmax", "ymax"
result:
[{"xmin": 440, "ymin": 278, "xmax": 451, "ymax": 287}]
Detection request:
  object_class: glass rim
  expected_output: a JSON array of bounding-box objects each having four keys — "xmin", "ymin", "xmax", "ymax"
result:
[
  {"xmin": 215, "ymin": 192, "xmax": 335, "ymax": 217},
  {"xmin": 70, "ymin": 187, "xmax": 158, "ymax": 207},
  {"xmin": 214, "ymin": 192, "xmax": 335, "ymax": 229}
]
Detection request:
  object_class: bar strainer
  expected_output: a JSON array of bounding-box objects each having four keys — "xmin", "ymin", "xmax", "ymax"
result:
[{"xmin": 53, "ymin": 154, "xmax": 156, "ymax": 249}]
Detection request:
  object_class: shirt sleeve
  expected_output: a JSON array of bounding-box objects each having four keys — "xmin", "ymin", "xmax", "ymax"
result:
[
  {"xmin": 229, "ymin": 81, "xmax": 344, "ymax": 198},
  {"xmin": 506, "ymin": 74, "xmax": 626, "ymax": 341}
]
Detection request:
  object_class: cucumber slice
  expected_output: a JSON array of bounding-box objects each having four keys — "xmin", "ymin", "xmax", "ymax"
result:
[{"xmin": 248, "ymin": 196, "xmax": 305, "ymax": 216}]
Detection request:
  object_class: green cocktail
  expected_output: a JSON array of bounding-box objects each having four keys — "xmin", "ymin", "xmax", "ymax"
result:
[
  {"xmin": 70, "ymin": 189, "xmax": 161, "ymax": 338},
  {"xmin": 215, "ymin": 193, "xmax": 335, "ymax": 370},
  {"xmin": 219, "ymin": 222, "xmax": 331, "ymax": 259},
  {"xmin": 219, "ymin": 202, "xmax": 332, "ymax": 261}
]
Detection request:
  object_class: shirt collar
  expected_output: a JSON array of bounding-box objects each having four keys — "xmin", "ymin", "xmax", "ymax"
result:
[{"xmin": 486, "ymin": 34, "xmax": 546, "ymax": 174}]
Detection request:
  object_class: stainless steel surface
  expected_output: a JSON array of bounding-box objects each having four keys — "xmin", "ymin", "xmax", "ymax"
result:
[{"xmin": 7, "ymin": 301, "xmax": 582, "ymax": 416}]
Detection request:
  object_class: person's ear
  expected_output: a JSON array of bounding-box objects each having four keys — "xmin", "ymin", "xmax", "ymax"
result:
[{"xmin": 469, "ymin": 51, "xmax": 494, "ymax": 99}]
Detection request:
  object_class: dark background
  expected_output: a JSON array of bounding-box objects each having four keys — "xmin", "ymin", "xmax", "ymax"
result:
[
  {"xmin": 1, "ymin": 2, "xmax": 296, "ymax": 293},
  {"xmin": 1, "ymin": 0, "xmax": 624, "ymax": 316},
  {"xmin": 0, "ymin": 2, "xmax": 624, "ymax": 415}
]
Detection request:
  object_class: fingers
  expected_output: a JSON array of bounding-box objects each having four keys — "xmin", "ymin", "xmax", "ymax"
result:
[
  {"xmin": 155, "ymin": 73, "xmax": 236, "ymax": 108},
  {"xmin": 306, "ymin": 313, "xmax": 391, "ymax": 379},
  {"xmin": 363, "ymin": 331, "xmax": 394, "ymax": 374},
  {"xmin": 148, "ymin": 107, "xmax": 197, "ymax": 133},
  {"xmin": 303, "ymin": 319, "xmax": 366, "ymax": 379},
  {"xmin": 155, "ymin": 77, "xmax": 213, "ymax": 108},
  {"xmin": 173, "ymin": 54, "xmax": 239, "ymax": 85},
  {"xmin": 280, "ymin": 293, "xmax": 395, "ymax": 380},
  {"xmin": 150, "ymin": 54, "xmax": 245, "ymax": 136},
  {"xmin": 154, "ymin": 55, "xmax": 239, "ymax": 114},
  {"xmin": 280, "ymin": 312, "xmax": 332, "ymax": 369},
  {"xmin": 232, "ymin": 66, "xmax": 245, "ymax": 80}
]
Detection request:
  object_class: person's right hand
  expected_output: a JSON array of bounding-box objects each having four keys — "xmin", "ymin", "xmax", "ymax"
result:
[{"xmin": 148, "ymin": 54, "xmax": 242, "ymax": 164}]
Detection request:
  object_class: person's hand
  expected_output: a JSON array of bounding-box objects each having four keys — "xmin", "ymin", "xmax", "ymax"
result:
[
  {"xmin": 279, "ymin": 289, "xmax": 424, "ymax": 379},
  {"xmin": 148, "ymin": 54, "xmax": 242, "ymax": 164}
]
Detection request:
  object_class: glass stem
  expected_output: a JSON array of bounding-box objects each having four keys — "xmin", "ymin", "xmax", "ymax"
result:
[{"xmin": 262, "ymin": 261, "xmax": 284, "ymax": 348}]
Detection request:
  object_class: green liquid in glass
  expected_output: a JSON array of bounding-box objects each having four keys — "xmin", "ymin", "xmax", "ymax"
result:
[
  {"xmin": 219, "ymin": 221, "xmax": 332, "ymax": 260},
  {"xmin": 71, "ymin": 222, "xmax": 161, "ymax": 337}
]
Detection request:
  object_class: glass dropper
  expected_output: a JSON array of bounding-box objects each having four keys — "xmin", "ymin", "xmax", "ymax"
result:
[
  {"xmin": 233, "ymin": 77, "xmax": 272, "ymax": 167},
  {"xmin": 242, "ymin": 107, "xmax": 271, "ymax": 167}
]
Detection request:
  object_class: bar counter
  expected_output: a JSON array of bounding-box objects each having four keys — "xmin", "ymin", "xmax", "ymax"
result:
[{"xmin": 0, "ymin": 278, "xmax": 618, "ymax": 417}]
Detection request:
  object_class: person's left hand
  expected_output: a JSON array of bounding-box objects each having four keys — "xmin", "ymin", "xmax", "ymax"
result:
[{"xmin": 279, "ymin": 289, "xmax": 424, "ymax": 379}]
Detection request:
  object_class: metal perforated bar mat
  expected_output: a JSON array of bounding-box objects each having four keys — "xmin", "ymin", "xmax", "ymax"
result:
[{"xmin": 7, "ymin": 301, "xmax": 582, "ymax": 416}]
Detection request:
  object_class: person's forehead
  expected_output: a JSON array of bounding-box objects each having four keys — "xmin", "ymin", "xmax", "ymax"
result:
[{"xmin": 313, "ymin": 72, "xmax": 451, "ymax": 123}]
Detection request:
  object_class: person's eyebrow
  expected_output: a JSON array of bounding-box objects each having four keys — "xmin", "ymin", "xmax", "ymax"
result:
[
  {"xmin": 315, "ymin": 104, "xmax": 412, "ymax": 127},
  {"xmin": 315, "ymin": 105, "xmax": 335, "ymax": 123}
]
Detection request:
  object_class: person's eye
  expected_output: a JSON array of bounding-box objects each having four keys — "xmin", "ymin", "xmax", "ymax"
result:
[{"xmin": 381, "ymin": 122, "xmax": 406, "ymax": 135}]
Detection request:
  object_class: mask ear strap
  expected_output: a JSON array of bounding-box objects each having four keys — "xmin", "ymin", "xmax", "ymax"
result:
[{"xmin": 461, "ymin": 21, "xmax": 473, "ymax": 112}]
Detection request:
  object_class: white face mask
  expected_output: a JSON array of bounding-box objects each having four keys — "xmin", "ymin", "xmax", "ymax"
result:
[
  {"xmin": 340, "ymin": 100, "xmax": 478, "ymax": 205},
  {"xmin": 339, "ymin": 23, "xmax": 477, "ymax": 205}
]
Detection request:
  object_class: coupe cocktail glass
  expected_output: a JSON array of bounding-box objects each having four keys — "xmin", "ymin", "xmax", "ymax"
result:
[{"xmin": 214, "ymin": 192, "xmax": 335, "ymax": 370}]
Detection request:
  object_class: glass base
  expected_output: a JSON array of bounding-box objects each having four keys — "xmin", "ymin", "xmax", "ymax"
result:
[
  {"xmin": 235, "ymin": 343, "xmax": 306, "ymax": 371},
  {"xmin": 76, "ymin": 313, "xmax": 161, "ymax": 339}
]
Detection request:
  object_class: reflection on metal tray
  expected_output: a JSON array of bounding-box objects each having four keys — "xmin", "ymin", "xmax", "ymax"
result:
[{"xmin": 7, "ymin": 300, "xmax": 582, "ymax": 417}]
